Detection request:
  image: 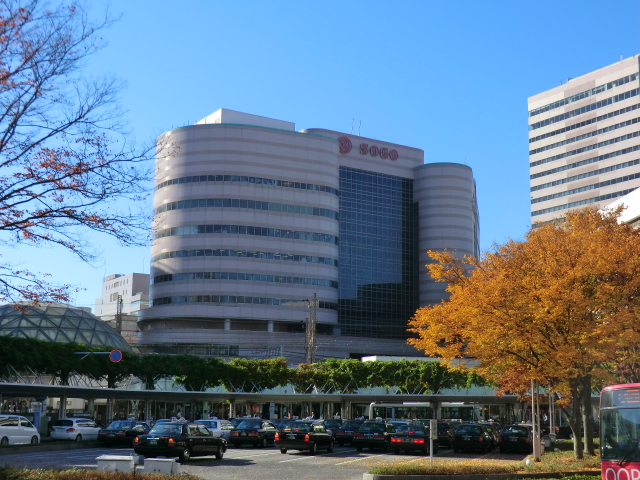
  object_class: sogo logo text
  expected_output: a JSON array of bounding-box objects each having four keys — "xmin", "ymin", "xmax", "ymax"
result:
[{"xmin": 338, "ymin": 136, "xmax": 398, "ymax": 161}]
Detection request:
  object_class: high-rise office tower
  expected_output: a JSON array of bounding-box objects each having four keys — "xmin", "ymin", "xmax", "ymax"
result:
[{"xmin": 529, "ymin": 56, "xmax": 640, "ymax": 223}]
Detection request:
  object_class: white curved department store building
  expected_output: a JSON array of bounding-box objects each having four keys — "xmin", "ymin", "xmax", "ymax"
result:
[{"xmin": 138, "ymin": 109, "xmax": 479, "ymax": 362}]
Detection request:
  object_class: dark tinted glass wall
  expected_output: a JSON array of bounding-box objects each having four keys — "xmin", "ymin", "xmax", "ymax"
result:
[{"xmin": 338, "ymin": 167, "xmax": 418, "ymax": 339}]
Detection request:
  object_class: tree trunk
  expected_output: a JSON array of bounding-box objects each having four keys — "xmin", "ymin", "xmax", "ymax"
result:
[
  {"xmin": 570, "ymin": 378, "xmax": 584, "ymax": 459},
  {"xmin": 581, "ymin": 375, "xmax": 596, "ymax": 455}
]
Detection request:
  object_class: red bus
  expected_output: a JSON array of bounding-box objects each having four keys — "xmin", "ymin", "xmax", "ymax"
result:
[{"xmin": 601, "ymin": 383, "xmax": 640, "ymax": 480}]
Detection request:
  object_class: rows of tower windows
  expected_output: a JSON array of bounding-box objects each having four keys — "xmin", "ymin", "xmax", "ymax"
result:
[
  {"xmin": 530, "ymin": 129, "xmax": 640, "ymax": 167},
  {"xmin": 531, "ymin": 144, "xmax": 640, "ymax": 180},
  {"xmin": 531, "ymin": 172, "xmax": 640, "ymax": 204},
  {"xmin": 155, "ymin": 174, "xmax": 338, "ymax": 196},
  {"xmin": 153, "ymin": 224, "xmax": 338, "ymax": 244},
  {"xmin": 531, "ymin": 188, "xmax": 635, "ymax": 217},
  {"xmin": 528, "ymin": 73, "xmax": 638, "ymax": 117},
  {"xmin": 530, "ymin": 116, "xmax": 640, "ymax": 155},
  {"xmin": 529, "ymin": 103, "xmax": 640, "ymax": 144},
  {"xmin": 152, "ymin": 295, "xmax": 338, "ymax": 310},
  {"xmin": 151, "ymin": 248, "xmax": 337, "ymax": 266},
  {"xmin": 531, "ymin": 158, "xmax": 640, "ymax": 192},
  {"xmin": 338, "ymin": 167, "xmax": 416, "ymax": 340},
  {"xmin": 152, "ymin": 271, "xmax": 338, "ymax": 288},
  {"xmin": 154, "ymin": 198, "xmax": 338, "ymax": 220},
  {"xmin": 529, "ymin": 88, "xmax": 639, "ymax": 131}
]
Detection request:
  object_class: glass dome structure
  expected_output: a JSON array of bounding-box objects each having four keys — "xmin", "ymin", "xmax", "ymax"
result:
[{"xmin": 0, "ymin": 302, "xmax": 132, "ymax": 351}]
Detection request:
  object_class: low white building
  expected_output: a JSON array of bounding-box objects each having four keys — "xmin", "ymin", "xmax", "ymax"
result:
[
  {"xmin": 95, "ymin": 273, "xmax": 150, "ymax": 317},
  {"xmin": 94, "ymin": 273, "xmax": 150, "ymax": 346},
  {"xmin": 603, "ymin": 187, "xmax": 640, "ymax": 227}
]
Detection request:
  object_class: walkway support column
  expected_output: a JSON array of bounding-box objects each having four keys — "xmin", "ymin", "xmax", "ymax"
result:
[
  {"xmin": 106, "ymin": 397, "xmax": 115, "ymax": 422},
  {"xmin": 145, "ymin": 398, "xmax": 152, "ymax": 424},
  {"xmin": 58, "ymin": 395, "xmax": 67, "ymax": 419}
]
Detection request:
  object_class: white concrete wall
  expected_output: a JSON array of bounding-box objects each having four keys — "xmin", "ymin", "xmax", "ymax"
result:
[
  {"xmin": 414, "ymin": 163, "xmax": 479, "ymax": 306},
  {"xmin": 140, "ymin": 123, "xmax": 340, "ymax": 335}
]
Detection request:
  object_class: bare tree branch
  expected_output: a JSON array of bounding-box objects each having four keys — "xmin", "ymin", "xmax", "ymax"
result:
[{"xmin": 0, "ymin": 0, "xmax": 167, "ymax": 303}]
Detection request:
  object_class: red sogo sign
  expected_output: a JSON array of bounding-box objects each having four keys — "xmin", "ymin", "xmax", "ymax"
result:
[{"xmin": 338, "ymin": 136, "xmax": 398, "ymax": 161}]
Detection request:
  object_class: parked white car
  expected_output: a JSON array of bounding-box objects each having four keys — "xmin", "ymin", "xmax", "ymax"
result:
[
  {"xmin": 49, "ymin": 418, "xmax": 100, "ymax": 441},
  {"xmin": 197, "ymin": 418, "xmax": 234, "ymax": 441},
  {"xmin": 0, "ymin": 415, "xmax": 40, "ymax": 445}
]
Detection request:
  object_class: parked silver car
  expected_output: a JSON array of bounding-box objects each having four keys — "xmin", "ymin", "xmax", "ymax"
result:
[
  {"xmin": 50, "ymin": 417, "xmax": 101, "ymax": 441},
  {"xmin": 197, "ymin": 418, "xmax": 234, "ymax": 441}
]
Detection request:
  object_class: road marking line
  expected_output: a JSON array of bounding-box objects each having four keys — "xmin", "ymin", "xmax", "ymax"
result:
[
  {"xmin": 335, "ymin": 454, "xmax": 383, "ymax": 465},
  {"xmin": 278, "ymin": 450, "xmax": 342, "ymax": 463},
  {"xmin": 226, "ymin": 452, "xmax": 281, "ymax": 459}
]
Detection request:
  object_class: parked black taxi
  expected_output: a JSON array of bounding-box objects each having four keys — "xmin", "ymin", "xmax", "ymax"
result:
[
  {"xmin": 497, "ymin": 424, "xmax": 533, "ymax": 453},
  {"xmin": 352, "ymin": 421, "xmax": 395, "ymax": 452},
  {"xmin": 452, "ymin": 423, "xmax": 493, "ymax": 453},
  {"xmin": 97, "ymin": 420, "xmax": 150, "ymax": 446},
  {"xmin": 133, "ymin": 421, "xmax": 226, "ymax": 462},
  {"xmin": 229, "ymin": 418, "xmax": 277, "ymax": 448},
  {"xmin": 275, "ymin": 421, "xmax": 334, "ymax": 455},
  {"xmin": 333, "ymin": 420, "xmax": 364, "ymax": 446},
  {"xmin": 436, "ymin": 421, "xmax": 455, "ymax": 448},
  {"xmin": 390, "ymin": 423, "xmax": 436, "ymax": 455}
]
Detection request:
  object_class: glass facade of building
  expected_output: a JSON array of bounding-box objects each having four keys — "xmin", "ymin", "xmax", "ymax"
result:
[{"xmin": 338, "ymin": 167, "xmax": 418, "ymax": 339}]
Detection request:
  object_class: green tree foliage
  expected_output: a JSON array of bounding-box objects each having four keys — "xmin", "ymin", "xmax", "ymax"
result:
[
  {"xmin": 0, "ymin": 337, "xmax": 487, "ymax": 393},
  {"xmin": 223, "ymin": 358, "xmax": 289, "ymax": 392}
]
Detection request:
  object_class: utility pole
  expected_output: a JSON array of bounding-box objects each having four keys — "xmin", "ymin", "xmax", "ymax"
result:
[
  {"xmin": 305, "ymin": 293, "xmax": 317, "ymax": 364},
  {"xmin": 115, "ymin": 295, "xmax": 123, "ymax": 335}
]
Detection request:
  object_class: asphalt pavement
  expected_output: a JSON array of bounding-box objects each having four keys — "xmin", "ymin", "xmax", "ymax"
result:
[{"xmin": 0, "ymin": 443, "xmax": 531, "ymax": 480}]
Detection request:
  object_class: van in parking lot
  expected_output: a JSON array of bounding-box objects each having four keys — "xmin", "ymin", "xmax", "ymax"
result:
[{"xmin": 0, "ymin": 415, "xmax": 40, "ymax": 445}]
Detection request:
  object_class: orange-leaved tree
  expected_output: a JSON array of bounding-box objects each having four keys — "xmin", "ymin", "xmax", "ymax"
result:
[
  {"xmin": 0, "ymin": 0, "xmax": 163, "ymax": 303},
  {"xmin": 408, "ymin": 207, "xmax": 640, "ymax": 458}
]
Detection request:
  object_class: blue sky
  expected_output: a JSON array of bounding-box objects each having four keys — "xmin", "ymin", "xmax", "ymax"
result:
[{"xmin": 14, "ymin": 0, "xmax": 640, "ymax": 310}]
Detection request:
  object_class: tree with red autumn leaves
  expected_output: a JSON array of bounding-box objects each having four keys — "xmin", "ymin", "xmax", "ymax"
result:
[{"xmin": 0, "ymin": 0, "xmax": 157, "ymax": 303}]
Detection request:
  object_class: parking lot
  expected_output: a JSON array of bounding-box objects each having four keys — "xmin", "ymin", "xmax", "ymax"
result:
[{"xmin": 0, "ymin": 444, "xmax": 530, "ymax": 480}]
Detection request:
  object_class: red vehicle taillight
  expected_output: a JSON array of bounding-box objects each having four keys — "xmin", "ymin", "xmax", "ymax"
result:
[
  {"xmin": 66, "ymin": 428, "xmax": 76, "ymax": 432},
  {"xmin": 413, "ymin": 438, "xmax": 425, "ymax": 444},
  {"xmin": 230, "ymin": 431, "xmax": 239, "ymax": 437},
  {"xmin": 133, "ymin": 437, "xmax": 139, "ymax": 447},
  {"xmin": 304, "ymin": 434, "xmax": 310, "ymax": 442},
  {"xmin": 478, "ymin": 436, "xmax": 484, "ymax": 442},
  {"xmin": 336, "ymin": 430, "xmax": 345, "ymax": 435},
  {"xmin": 408, "ymin": 431, "xmax": 414, "ymax": 435},
  {"xmin": 391, "ymin": 438, "xmax": 402, "ymax": 443},
  {"xmin": 116, "ymin": 432, "xmax": 126, "ymax": 437},
  {"xmin": 354, "ymin": 433, "xmax": 364, "ymax": 438},
  {"xmin": 525, "ymin": 437, "xmax": 531, "ymax": 443},
  {"xmin": 248, "ymin": 432, "xmax": 259, "ymax": 437},
  {"xmin": 168, "ymin": 438, "xmax": 175, "ymax": 447},
  {"xmin": 372, "ymin": 434, "xmax": 384, "ymax": 439},
  {"xmin": 275, "ymin": 433, "xmax": 280, "ymax": 441},
  {"xmin": 98, "ymin": 432, "xmax": 106, "ymax": 437}
]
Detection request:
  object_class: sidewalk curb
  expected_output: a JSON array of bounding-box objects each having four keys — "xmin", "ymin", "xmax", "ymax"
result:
[
  {"xmin": 363, "ymin": 471, "xmax": 600, "ymax": 480},
  {"xmin": 0, "ymin": 441, "xmax": 103, "ymax": 455}
]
